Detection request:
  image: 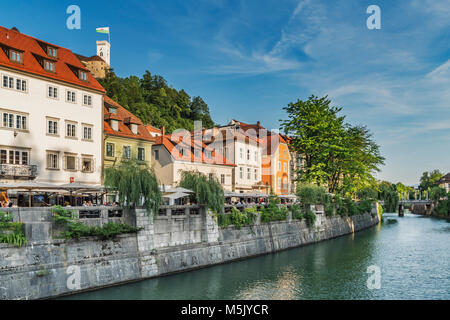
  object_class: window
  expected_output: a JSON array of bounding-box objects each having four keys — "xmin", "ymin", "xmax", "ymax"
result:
[
  {"xmin": 66, "ymin": 90, "xmax": 76, "ymax": 103},
  {"xmin": 254, "ymin": 169, "xmax": 258, "ymax": 180},
  {"xmin": 153, "ymin": 149, "xmax": 159, "ymax": 161},
  {"xmin": 221, "ymin": 174, "xmax": 225, "ymax": 184},
  {"xmin": 0, "ymin": 150, "xmax": 6, "ymax": 164},
  {"xmin": 284, "ymin": 163, "xmax": 287, "ymax": 172},
  {"xmin": 48, "ymin": 86, "xmax": 58, "ymax": 99},
  {"xmin": 131, "ymin": 124, "xmax": 138, "ymax": 135},
  {"xmin": 106, "ymin": 143, "xmax": 115, "ymax": 157},
  {"xmin": 64, "ymin": 154, "xmax": 76, "ymax": 171},
  {"xmin": 1, "ymin": 112, "xmax": 26, "ymax": 130},
  {"xmin": 81, "ymin": 156, "xmax": 93, "ymax": 173},
  {"xmin": 138, "ymin": 147, "xmax": 145, "ymax": 161},
  {"xmin": 44, "ymin": 60, "xmax": 55, "ymax": 72},
  {"xmin": 83, "ymin": 94, "xmax": 92, "ymax": 106},
  {"xmin": 47, "ymin": 152, "xmax": 59, "ymax": 170},
  {"xmin": 8, "ymin": 151, "xmax": 13, "ymax": 164},
  {"xmin": 47, "ymin": 47, "xmax": 57, "ymax": 58},
  {"xmin": 21, "ymin": 152, "xmax": 28, "ymax": 165},
  {"xmin": 111, "ymin": 119, "xmax": 119, "ymax": 131},
  {"xmin": 109, "ymin": 107, "xmax": 117, "ymax": 114},
  {"xmin": 66, "ymin": 123, "xmax": 76, "ymax": 138},
  {"xmin": 209, "ymin": 173, "xmax": 214, "ymax": 180},
  {"xmin": 240, "ymin": 148, "xmax": 243, "ymax": 159},
  {"xmin": 278, "ymin": 178, "xmax": 282, "ymax": 189},
  {"xmin": 247, "ymin": 168, "xmax": 251, "ymax": 180},
  {"xmin": 79, "ymin": 71, "xmax": 88, "ymax": 81},
  {"xmin": 123, "ymin": 146, "xmax": 131, "ymax": 159},
  {"xmin": 2, "ymin": 75, "xmax": 26, "ymax": 92},
  {"xmin": 194, "ymin": 149, "xmax": 200, "ymax": 158},
  {"xmin": 278, "ymin": 162, "xmax": 281, "ymax": 171},
  {"xmin": 83, "ymin": 125, "xmax": 93, "ymax": 141},
  {"xmin": 205, "ymin": 150, "xmax": 212, "ymax": 159},
  {"xmin": 10, "ymin": 50, "xmax": 23, "ymax": 63},
  {"xmin": 240, "ymin": 167, "xmax": 243, "ymax": 179},
  {"xmin": 254, "ymin": 151, "xmax": 258, "ymax": 161},
  {"xmin": 47, "ymin": 119, "xmax": 58, "ymax": 135},
  {"xmin": 14, "ymin": 151, "xmax": 20, "ymax": 165}
]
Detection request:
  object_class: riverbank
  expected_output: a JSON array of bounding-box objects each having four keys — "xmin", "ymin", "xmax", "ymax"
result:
[{"xmin": 0, "ymin": 206, "xmax": 379, "ymax": 300}]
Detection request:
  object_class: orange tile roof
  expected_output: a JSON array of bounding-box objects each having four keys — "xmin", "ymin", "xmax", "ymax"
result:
[
  {"xmin": 104, "ymin": 96, "xmax": 156, "ymax": 142},
  {"xmin": 0, "ymin": 26, "xmax": 105, "ymax": 93},
  {"xmin": 145, "ymin": 124, "xmax": 162, "ymax": 134},
  {"xmin": 155, "ymin": 134, "xmax": 235, "ymax": 166}
]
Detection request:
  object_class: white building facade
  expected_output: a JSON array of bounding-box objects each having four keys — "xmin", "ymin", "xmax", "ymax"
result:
[{"xmin": 0, "ymin": 26, "xmax": 105, "ymax": 185}]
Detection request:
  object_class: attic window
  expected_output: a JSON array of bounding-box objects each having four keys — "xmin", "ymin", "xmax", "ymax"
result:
[
  {"xmin": 44, "ymin": 60, "xmax": 55, "ymax": 72},
  {"xmin": 47, "ymin": 47, "xmax": 58, "ymax": 58},
  {"xmin": 131, "ymin": 124, "xmax": 138, "ymax": 135},
  {"xmin": 109, "ymin": 107, "xmax": 117, "ymax": 114},
  {"xmin": 111, "ymin": 119, "xmax": 119, "ymax": 131},
  {"xmin": 10, "ymin": 50, "xmax": 23, "ymax": 64},
  {"xmin": 79, "ymin": 71, "xmax": 88, "ymax": 81}
]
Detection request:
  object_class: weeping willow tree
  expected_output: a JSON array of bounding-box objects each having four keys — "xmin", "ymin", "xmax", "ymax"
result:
[
  {"xmin": 179, "ymin": 171, "xmax": 224, "ymax": 213},
  {"xmin": 103, "ymin": 159, "xmax": 161, "ymax": 215}
]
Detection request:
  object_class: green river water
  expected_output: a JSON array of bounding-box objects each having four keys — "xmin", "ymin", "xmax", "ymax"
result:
[{"xmin": 61, "ymin": 213, "xmax": 449, "ymax": 300}]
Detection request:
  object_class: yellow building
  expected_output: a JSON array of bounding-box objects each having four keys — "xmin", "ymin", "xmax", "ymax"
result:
[{"xmin": 103, "ymin": 96, "xmax": 155, "ymax": 170}]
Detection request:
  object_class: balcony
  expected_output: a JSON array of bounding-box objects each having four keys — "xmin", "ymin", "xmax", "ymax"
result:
[{"xmin": 0, "ymin": 164, "xmax": 38, "ymax": 179}]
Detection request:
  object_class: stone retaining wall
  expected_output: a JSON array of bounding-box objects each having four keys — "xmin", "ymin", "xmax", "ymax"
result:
[{"xmin": 0, "ymin": 206, "xmax": 379, "ymax": 300}]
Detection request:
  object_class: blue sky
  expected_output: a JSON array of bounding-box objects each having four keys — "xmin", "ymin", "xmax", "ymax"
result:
[{"xmin": 1, "ymin": 0, "xmax": 449, "ymax": 185}]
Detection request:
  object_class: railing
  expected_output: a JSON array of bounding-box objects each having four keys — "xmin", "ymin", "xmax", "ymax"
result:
[
  {"xmin": 0, "ymin": 164, "xmax": 37, "ymax": 178},
  {"xmin": 108, "ymin": 208, "xmax": 123, "ymax": 218},
  {"xmin": 156, "ymin": 205, "xmax": 203, "ymax": 217}
]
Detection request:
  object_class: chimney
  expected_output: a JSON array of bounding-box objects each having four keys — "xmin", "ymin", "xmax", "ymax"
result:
[
  {"xmin": 161, "ymin": 126, "xmax": 165, "ymax": 136},
  {"xmin": 257, "ymin": 121, "xmax": 261, "ymax": 126}
]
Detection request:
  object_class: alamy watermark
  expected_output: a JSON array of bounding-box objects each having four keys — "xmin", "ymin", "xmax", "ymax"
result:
[
  {"xmin": 66, "ymin": 5, "xmax": 81, "ymax": 30},
  {"xmin": 366, "ymin": 265, "xmax": 381, "ymax": 290},
  {"xmin": 366, "ymin": 5, "xmax": 381, "ymax": 30}
]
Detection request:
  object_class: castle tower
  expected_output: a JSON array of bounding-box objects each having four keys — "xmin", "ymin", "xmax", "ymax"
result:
[{"xmin": 96, "ymin": 40, "xmax": 110, "ymax": 66}]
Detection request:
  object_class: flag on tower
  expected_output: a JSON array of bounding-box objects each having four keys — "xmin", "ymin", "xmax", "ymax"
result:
[{"xmin": 96, "ymin": 27, "xmax": 110, "ymax": 34}]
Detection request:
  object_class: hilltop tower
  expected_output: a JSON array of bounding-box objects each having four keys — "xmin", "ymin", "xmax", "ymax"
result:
[{"xmin": 96, "ymin": 40, "xmax": 110, "ymax": 66}]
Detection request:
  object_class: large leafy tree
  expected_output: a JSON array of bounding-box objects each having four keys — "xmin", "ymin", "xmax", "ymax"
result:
[
  {"xmin": 98, "ymin": 70, "xmax": 215, "ymax": 133},
  {"xmin": 419, "ymin": 170, "xmax": 443, "ymax": 191},
  {"xmin": 280, "ymin": 95, "xmax": 384, "ymax": 195}
]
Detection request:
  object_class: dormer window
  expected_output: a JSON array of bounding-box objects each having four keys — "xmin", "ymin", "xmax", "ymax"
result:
[
  {"xmin": 47, "ymin": 46, "xmax": 57, "ymax": 58},
  {"xmin": 111, "ymin": 119, "xmax": 119, "ymax": 131},
  {"xmin": 10, "ymin": 50, "xmax": 23, "ymax": 64},
  {"xmin": 79, "ymin": 71, "xmax": 88, "ymax": 81},
  {"xmin": 44, "ymin": 60, "xmax": 55, "ymax": 72},
  {"xmin": 131, "ymin": 123, "xmax": 138, "ymax": 135}
]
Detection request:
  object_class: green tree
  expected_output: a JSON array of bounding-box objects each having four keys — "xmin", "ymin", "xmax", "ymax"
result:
[
  {"xmin": 98, "ymin": 69, "xmax": 215, "ymax": 133},
  {"xmin": 179, "ymin": 171, "xmax": 224, "ymax": 213},
  {"xmin": 419, "ymin": 170, "xmax": 443, "ymax": 191},
  {"xmin": 103, "ymin": 159, "xmax": 161, "ymax": 215},
  {"xmin": 280, "ymin": 95, "xmax": 384, "ymax": 194}
]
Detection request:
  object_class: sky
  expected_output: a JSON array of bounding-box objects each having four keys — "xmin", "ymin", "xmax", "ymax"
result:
[{"xmin": 1, "ymin": 0, "xmax": 449, "ymax": 185}]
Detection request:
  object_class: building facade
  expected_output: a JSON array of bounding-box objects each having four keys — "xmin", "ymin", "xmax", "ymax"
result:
[
  {"xmin": 103, "ymin": 96, "xmax": 155, "ymax": 170},
  {"xmin": 203, "ymin": 123, "xmax": 263, "ymax": 193},
  {"xmin": 229, "ymin": 120, "xmax": 291, "ymax": 195},
  {"xmin": 151, "ymin": 130, "xmax": 235, "ymax": 190},
  {"xmin": 0, "ymin": 26, "xmax": 105, "ymax": 185}
]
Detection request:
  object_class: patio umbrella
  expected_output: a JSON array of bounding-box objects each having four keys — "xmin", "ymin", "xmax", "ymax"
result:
[{"xmin": 0, "ymin": 181, "xmax": 57, "ymax": 207}]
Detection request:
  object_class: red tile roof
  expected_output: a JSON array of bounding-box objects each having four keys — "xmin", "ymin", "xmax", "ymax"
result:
[
  {"xmin": 146, "ymin": 124, "xmax": 162, "ymax": 135},
  {"xmin": 75, "ymin": 54, "xmax": 106, "ymax": 63},
  {"xmin": 155, "ymin": 134, "xmax": 235, "ymax": 166},
  {"xmin": 0, "ymin": 26, "xmax": 105, "ymax": 93},
  {"xmin": 104, "ymin": 96, "xmax": 156, "ymax": 142}
]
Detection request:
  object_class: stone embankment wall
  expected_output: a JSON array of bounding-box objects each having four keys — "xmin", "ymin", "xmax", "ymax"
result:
[{"xmin": 0, "ymin": 205, "xmax": 379, "ymax": 300}]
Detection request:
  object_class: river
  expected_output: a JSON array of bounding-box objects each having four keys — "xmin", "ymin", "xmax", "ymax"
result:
[{"xmin": 60, "ymin": 213, "xmax": 450, "ymax": 300}]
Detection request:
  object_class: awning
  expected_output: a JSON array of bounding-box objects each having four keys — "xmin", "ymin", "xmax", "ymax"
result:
[{"xmin": 162, "ymin": 192, "xmax": 191, "ymax": 200}]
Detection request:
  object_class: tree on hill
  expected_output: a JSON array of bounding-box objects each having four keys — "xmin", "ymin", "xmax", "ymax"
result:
[{"xmin": 98, "ymin": 70, "xmax": 215, "ymax": 133}]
